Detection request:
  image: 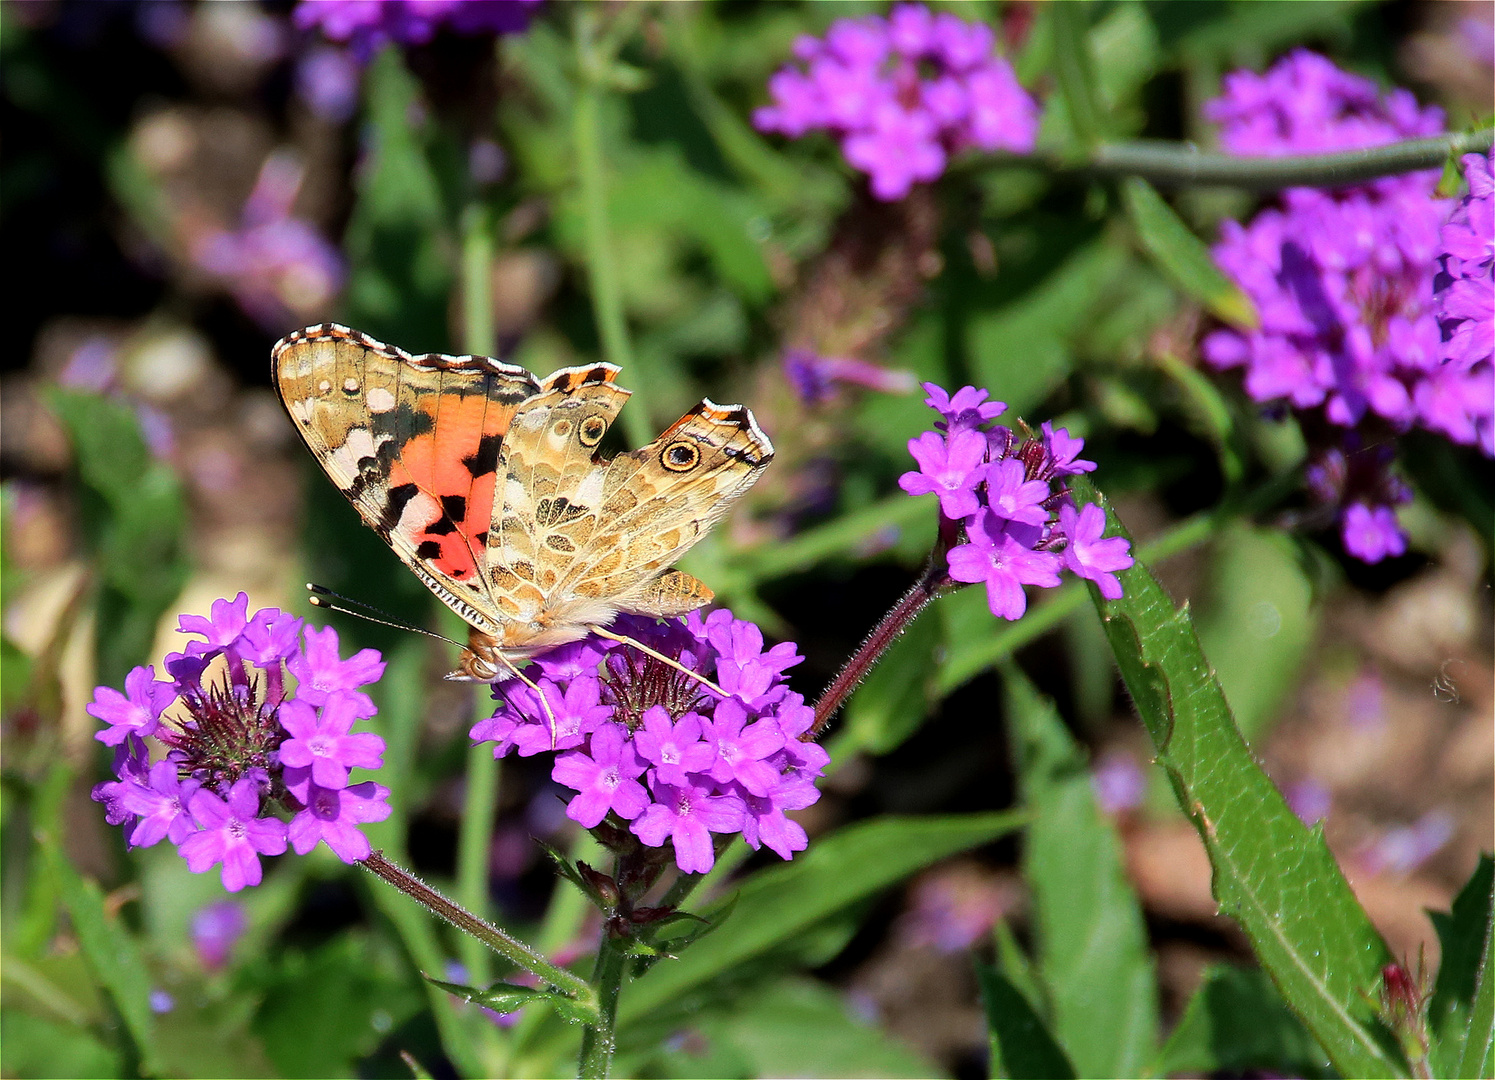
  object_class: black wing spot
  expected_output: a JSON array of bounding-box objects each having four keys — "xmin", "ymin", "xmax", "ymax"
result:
[
  {"xmin": 379, "ymin": 483, "xmax": 420, "ymax": 533},
  {"xmin": 474, "ymin": 530, "xmax": 489, "ymax": 546},
  {"xmin": 426, "ymin": 516, "xmax": 457, "ymax": 536},
  {"xmin": 416, "ymin": 540, "xmax": 443, "ymax": 560},
  {"xmin": 464, "ymin": 433, "xmax": 502, "ymax": 477},
  {"xmin": 440, "ymin": 494, "xmax": 467, "ymax": 522}
]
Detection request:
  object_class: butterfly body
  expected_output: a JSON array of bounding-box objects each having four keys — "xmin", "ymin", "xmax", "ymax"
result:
[{"xmin": 273, "ymin": 323, "xmax": 773, "ymax": 680}]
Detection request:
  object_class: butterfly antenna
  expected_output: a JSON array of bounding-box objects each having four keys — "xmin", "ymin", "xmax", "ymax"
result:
[
  {"xmin": 490, "ymin": 652, "xmax": 562, "ymax": 749},
  {"xmin": 305, "ymin": 583, "xmax": 466, "ymax": 649},
  {"xmin": 586, "ymin": 624, "xmax": 729, "ymax": 700}
]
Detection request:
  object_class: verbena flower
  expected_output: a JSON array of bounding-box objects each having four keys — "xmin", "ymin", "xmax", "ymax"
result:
[
  {"xmin": 1201, "ymin": 50, "xmax": 1491, "ymax": 562},
  {"xmin": 900, "ymin": 383, "xmax": 1130, "ymax": 618},
  {"xmin": 295, "ymin": 0, "xmax": 543, "ymax": 62},
  {"xmin": 89, "ymin": 594, "xmax": 390, "ymax": 892},
  {"xmin": 754, "ymin": 3, "xmax": 1038, "ymax": 200},
  {"xmin": 470, "ymin": 612, "xmax": 826, "ymax": 874},
  {"xmin": 191, "ymin": 151, "xmax": 345, "ymax": 333},
  {"xmin": 1433, "ymin": 150, "xmax": 1494, "ymax": 456},
  {"xmin": 783, "ymin": 349, "xmax": 918, "ymax": 405}
]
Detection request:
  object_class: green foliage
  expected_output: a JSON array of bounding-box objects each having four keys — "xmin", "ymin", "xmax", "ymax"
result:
[
  {"xmin": 45, "ymin": 389, "xmax": 188, "ymax": 689},
  {"xmin": 1072, "ymin": 476, "xmax": 1404, "ymax": 1077},
  {"xmin": 1156, "ymin": 963, "xmax": 1331, "ymax": 1076},
  {"xmin": 1004, "ymin": 666, "xmax": 1157, "ymax": 1077},
  {"xmin": 1428, "ymin": 855, "xmax": 1495, "ymax": 1079}
]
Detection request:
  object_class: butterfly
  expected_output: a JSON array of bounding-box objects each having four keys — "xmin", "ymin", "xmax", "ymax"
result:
[{"xmin": 273, "ymin": 323, "xmax": 773, "ymax": 684}]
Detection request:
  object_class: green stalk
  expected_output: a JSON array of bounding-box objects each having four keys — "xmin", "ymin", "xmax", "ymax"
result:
[
  {"xmin": 361, "ymin": 851, "xmax": 595, "ymax": 1004},
  {"xmin": 455, "ymin": 201, "xmax": 504, "ymax": 988},
  {"xmin": 1019, "ymin": 128, "xmax": 1495, "ymax": 189},
  {"xmin": 571, "ymin": 7, "xmax": 649, "ymax": 447},
  {"xmin": 576, "ymin": 934, "xmax": 627, "ymax": 1080}
]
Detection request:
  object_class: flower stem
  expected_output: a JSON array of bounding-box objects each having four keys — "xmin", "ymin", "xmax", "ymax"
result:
[
  {"xmin": 809, "ymin": 515, "xmax": 960, "ymax": 738},
  {"xmin": 572, "ymin": 7, "xmax": 648, "ymax": 448},
  {"xmin": 576, "ymin": 933, "xmax": 626, "ymax": 1079},
  {"xmin": 1030, "ymin": 128, "xmax": 1494, "ymax": 189},
  {"xmin": 360, "ymin": 850, "xmax": 594, "ymax": 1003}
]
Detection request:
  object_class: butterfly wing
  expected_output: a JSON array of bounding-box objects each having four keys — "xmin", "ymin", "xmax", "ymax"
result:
[
  {"xmin": 272, "ymin": 323, "xmax": 537, "ymax": 635},
  {"xmin": 564, "ymin": 399, "xmax": 774, "ymax": 615}
]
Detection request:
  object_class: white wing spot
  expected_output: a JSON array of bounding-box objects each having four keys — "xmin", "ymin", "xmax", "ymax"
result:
[
  {"xmin": 343, "ymin": 377, "xmax": 360, "ymax": 393},
  {"xmin": 367, "ymin": 387, "xmax": 396, "ymax": 413},
  {"xmin": 317, "ymin": 379, "xmax": 333, "ymax": 394}
]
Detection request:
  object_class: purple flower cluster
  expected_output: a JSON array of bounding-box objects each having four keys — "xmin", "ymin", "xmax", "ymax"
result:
[
  {"xmin": 754, "ymin": 4, "xmax": 1039, "ymax": 200},
  {"xmin": 89, "ymin": 594, "xmax": 390, "ymax": 892},
  {"xmin": 899, "ymin": 384, "xmax": 1133, "ymax": 619},
  {"xmin": 295, "ymin": 0, "xmax": 542, "ymax": 62},
  {"xmin": 1200, "ymin": 50, "xmax": 1491, "ymax": 562},
  {"xmin": 1433, "ymin": 150, "xmax": 1494, "ymax": 454},
  {"xmin": 192, "ymin": 151, "xmax": 345, "ymax": 333},
  {"xmin": 470, "ymin": 612, "xmax": 826, "ymax": 875}
]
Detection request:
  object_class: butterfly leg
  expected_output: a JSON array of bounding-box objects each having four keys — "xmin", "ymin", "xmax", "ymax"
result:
[{"xmin": 585, "ymin": 624, "xmax": 731, "ymax": 700}]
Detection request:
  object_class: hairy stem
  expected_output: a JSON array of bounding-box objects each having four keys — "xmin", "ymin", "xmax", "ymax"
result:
[
  {"xmin": 809, "ymin": 515, "xmax": 961, "ymax": 738},
  {"xmin": 576, "ymin": 934, "xmax": 626, "ymax": 1079},
  {"xmin": 360, "ymin": 851, "xmax": 593, "ymax": 1003},
  {"xmin": 1027, "ymin": 128, "xmax": 1494, "ymax": 189}
]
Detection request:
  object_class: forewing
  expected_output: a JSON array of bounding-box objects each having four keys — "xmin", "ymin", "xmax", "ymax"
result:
[{"xmin": 272, "ymin": 323, "xmax": 538, "ymax": 633}]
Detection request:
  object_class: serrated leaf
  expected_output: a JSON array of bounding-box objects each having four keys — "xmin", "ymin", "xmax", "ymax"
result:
[
  {"xmin": 1005, "ymin": 666, "xmax": 1157, "ymax": 1076},
  {"xmin": 1122, "ymin": 176, "xmax": 1257, "ymax": 327},
  {"xmin": 43, "ymin": 842, "xmax": 159, "ymax": 1072},
  {"xmin": 608, "ymin": 813, "xmax": 1022, "ymax": 1031},
  {"xmin": 977, "ymin": 961, "xmax": 1076, "ymax": 1080},
  {"xmin": 1156, "ymin": 964, "xmax": 1332, "ymax": 1077},
  {"xmin": 1071, "ymin": 476, "xmax": 1403, "ymax": 1078},
  {"xmin": 1428, "ymin": 854, "xmax": 1494, "ymax": 1078}
]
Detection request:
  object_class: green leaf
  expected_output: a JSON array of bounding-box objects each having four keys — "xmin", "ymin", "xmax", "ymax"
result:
[
  {"xmin": 976, "ymin": 962, "xmax": 1076, "ymax": 1080},
  {"xmin": 427, "ymin": 977, "xmax": 584, "ymax": 1020},
  {"xmin": 1050, "ymin": 2, "xmax": 1106, "ymax": 148},
  {"xmin": 628, "ymin": 976, "xmax": 937, "ymax": 1079},
  {"xmin": 616, "ymin": 813, "xmax": 1024, "ymax": 1029},
  {"xmin": 1005, "ymin": 667, "xmax": 1157, "ymax": 1076},
  {"xmin": 46, "ymin": 388, "xmax": 188, "ymax": 687},
  {"xmin": 43, "ymin": 841, "xmax": 159, "ymax": 1072},
  {"xmin": 1071, "ymin": 476, "xmax": 1403, "ymax": 1078},
  {"xmin": 1156, "ymin": 964, "xmax": 1332, "ymax": 1077},
  {"xmin": 1, "ymin": 1010, "xmax": 121, "ymax": 1079},
  {"xmin": 1460, "ymin": 914, "xmax": 1495, "ymax": 1079},
  {"xmin": 1121, "ymin": 177, "xmax": 1257, "ymax": 327},
  {"xmin": 1428, "ymin": 854, "xmax": 1494, "ymax": 1078},
  {"xmin": 841, "ymin": 604, "xmax": 940, "ymax": 756},
  {"xmin": 1195, "ymin": 524, "xmax": 1316, "ymax": 741},
  {"xmin": 343, "ymin": 47, "xmax": 454, "ymax": 347}
]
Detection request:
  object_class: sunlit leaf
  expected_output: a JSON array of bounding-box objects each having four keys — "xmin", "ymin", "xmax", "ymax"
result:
[
  {"xmin": 1072, "ymin": 476, "xmax": 1403, "ymax": 1078},
  {"xmin": 1122, "ymin": 177, "xmax": 1257, "ymax": 327}
]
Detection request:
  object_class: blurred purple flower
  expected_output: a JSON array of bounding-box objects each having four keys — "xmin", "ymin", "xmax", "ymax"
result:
[
  {"xmin": 470, "ymin": 610, "xmax": 824, "ymax": 875},
  {"xmin": 1285, "ymin": 779, "xmax": 1333, "ymax": 826},
  {"xmin": 1360, "ymin": 810, "xmax": 1455, "ymax": 876},
  {"xmin": 295, "ymin": 0, "xmax": 543, "ymax": 62},
  {"xmin": 1202, "ymin": 51, "xmax": 1490, "ymax": 563},
  {"xmin": 897, "ymin": 869, "xmax": 1013, "ymax": 953},
  {"xmin": 191, "ymin": 900, "xmax": 247, "ymax": 970},
  {"xmin": 1433, "ymin": 150, "xmax": 1494, "ymax": 456},
  {"xmin": 192, "ymin": 151, "xmax": 345, "ymax": 333},
  {"xmin": 89, "ymin": 594, "xmax": 389, "ymax": 892},
  {"xmin": 755, "ymin": 4, "xmax": 1038, "ymax": 200},
  {"xmin": 783, "ymin": 349, "xmax": 917, "ymax": 405},
  {"xmin": 1091, "ymin": 751, "xmax": 1146, "ymax": 815},
  {"xmin": 59, "ymin": 336, "xmax": 118, "ymax": 392},
  {"xmin": 296, "ymin": 45, "xmax": 362, "ymax": 124}
]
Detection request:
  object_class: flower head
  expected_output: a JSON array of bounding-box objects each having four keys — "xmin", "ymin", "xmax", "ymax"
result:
[
  {"xmin": 89, "ymin": 595, "xmax": 389, "ymax": 891},
  {"xmin": 469, "ymin": 611, "xmax": 824, "ymax": 875},
  {"xmin": 1201, "ymin": 51, "xmax": 1486, "ymax": 562},
  {"xmin": 755, "ymin": 4, "xmax": 1038, "ymax": 200},
  {"xmin": 901, "ymin": 384, "xmax": 1131, "ymax": 619}
]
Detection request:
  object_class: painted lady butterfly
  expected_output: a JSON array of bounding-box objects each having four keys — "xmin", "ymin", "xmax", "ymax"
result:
[{"xmin": 273, "ymin": 324, "xmax": 773, "ymax": 682}]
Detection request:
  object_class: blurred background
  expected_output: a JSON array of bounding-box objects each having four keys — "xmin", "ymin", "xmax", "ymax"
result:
[{"xmin": 2, "ymin": 1, "xmax": 1491, "ymax": 1077}]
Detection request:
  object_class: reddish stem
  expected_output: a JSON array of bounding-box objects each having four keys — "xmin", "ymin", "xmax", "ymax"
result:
[{"xmin": 808, "ymin": 514, "xmax": 961, "ymax": 738}]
